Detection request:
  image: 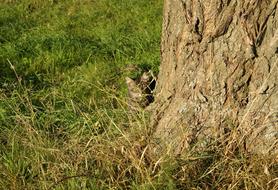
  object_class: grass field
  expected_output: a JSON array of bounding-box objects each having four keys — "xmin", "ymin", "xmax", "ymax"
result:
[{"xmin": 1, "ymin": 0, "xmax": 277, "ymax": 189}]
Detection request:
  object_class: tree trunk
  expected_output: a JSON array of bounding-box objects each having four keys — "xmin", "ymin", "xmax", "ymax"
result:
[{"xmin": 152, "ymin": 0, "xmax": 278, "ymax": 155}]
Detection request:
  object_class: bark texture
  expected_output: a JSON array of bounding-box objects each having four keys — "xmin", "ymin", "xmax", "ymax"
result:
[{"xmin": 152, "ymin": 0, "xmax": 278, "ymax": 154}]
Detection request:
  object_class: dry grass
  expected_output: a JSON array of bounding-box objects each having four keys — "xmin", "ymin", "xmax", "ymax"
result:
[
  {"xmin": 0, "ymin": 0, "xmax": 277, "ymax": 189},
  {"xmin": 0, "ymin": 83, "xmax": 278, "ymax": 189}
]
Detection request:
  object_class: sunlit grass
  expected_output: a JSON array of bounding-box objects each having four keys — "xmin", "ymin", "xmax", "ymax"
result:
[{"xmin": 1, "ymin": 0, "xmax": 277, "ymax": 189}]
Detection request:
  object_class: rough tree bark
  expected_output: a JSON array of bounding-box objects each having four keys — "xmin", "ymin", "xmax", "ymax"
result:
[{"xmin": 152, "ymin": 0, "xmax": 278, "ymax": 155}]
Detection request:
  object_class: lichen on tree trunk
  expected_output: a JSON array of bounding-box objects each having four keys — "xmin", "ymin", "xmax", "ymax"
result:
[{"xmin": 152, "ymin": 0, "xmax": 278, "ymax": 154}]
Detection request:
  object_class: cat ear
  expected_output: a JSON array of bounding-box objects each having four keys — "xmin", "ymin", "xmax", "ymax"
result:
[
  {"xmin": 140, "ymin": 72, "xmax": 151, "ymax": 83},
  {"xmin": 125, "ymin": 77, "xmax": 142, "ymax": 99},
  {"xmin": 125, "ymin": 77, "xmax": 136, "ymax": 87},
  {"xmin": 125, "ymin": 77, "xmax": 139, "ymax": 92}
]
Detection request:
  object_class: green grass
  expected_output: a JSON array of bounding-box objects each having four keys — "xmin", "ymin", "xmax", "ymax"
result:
[{"xmin": 1, "ymin": 0, "xmax": 278, "ymax": 189}]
